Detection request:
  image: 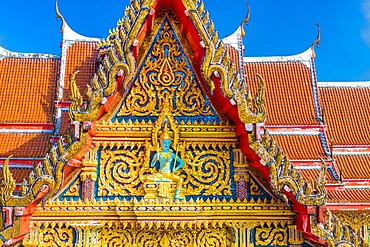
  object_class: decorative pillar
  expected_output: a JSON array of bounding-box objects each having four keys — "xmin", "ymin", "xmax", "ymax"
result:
[
  {"xmin": 288, "ymin": 225, "xmax": 304, "ymax": 246},
  {"xmin": 22, "ymin": 224, "xmax": 39, "ymax": 247},
  {"xmin": 71, "ymin": 222, "xmax": 102, "ymax": 247},
  {"xmin": 233, "ymin": 149, "xmax": 249, "ymax": 200},
  {"xmin": 81, "ymin": 148, "xmax": 98, "ymax": 202},
  {"xmin": 229, "ymin": 222, "xmax": 258, "ymax": 247}
]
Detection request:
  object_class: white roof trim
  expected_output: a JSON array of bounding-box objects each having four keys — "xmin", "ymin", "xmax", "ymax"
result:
[
  {"xmin": 243, "ymin": 47, "xmax": 313, "ymax": 69},
  {"xmin": 0, "ymin": 46, "xmax": 60, "ymax": 60},
  {"xmin": 222, "ymin": 26, "xmax": 242, "ymax": 50},
  {"xmin": 318, "ymin": 81, "xmax": 370, "ymax": 88},
  {"xmin": 63, "ymin": 21, "xmax": 100, "ymax": 42}
]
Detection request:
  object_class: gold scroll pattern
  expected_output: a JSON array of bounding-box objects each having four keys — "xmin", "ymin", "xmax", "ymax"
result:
[
  {"xmin": 182, "ymin": 147, "xmax": 232, "ymax": 196},
  {"xmin": 39, "ymin": 227, "xmax": 74, "ymax": 247},
  {"xmin": 98, "ymin": 144, "xmax": 233, "ymax": 197},
  {"xmin": 117, "ymin": 20, "xmax": 213, "ymax": 118},
  {"xmin": 249, "ymin": 176, "xmax": 264, "ymax": 196},
  {"xmin": 255, "ymin": 227, "xmax": 288, "ymax": 246},
  {"xmin": 99, "ymin": 227, "xmax": 232, "ymax": 247},
  {"xmin": 64, "ymin": 178, "xmax": 80, "ymax": 197},
  {"xmin": 98, "ymin": 147, "xmax": 145, "ymax": 196}
]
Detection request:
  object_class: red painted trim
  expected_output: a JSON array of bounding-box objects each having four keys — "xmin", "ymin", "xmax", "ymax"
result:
[
  {"xmin": 0, "ymin": 158, "xmax": 42, "ymax": 166},
  {"xmin": 266, "ymin": 125, "xmax": 326, "ymax": 132},
  {"xmin": 54, "ymin": 101, "xmax": 72, "ymax": 108},
  {"xmin": 291, "ymin": 160, "xmax": 333, "ymax": 167},
  {"xmin": 326, "ymin": 204, "xmax": 370, "ymax": 210},
  {"xmin": 0, "ymin": 123, "xmax": 53, "ymax": 130},
  {"xmin": 325, "ymin": 184, "xmax": 345, "ymax": 191},
  {"xmin": 332, "ymin": 145, "xmax": 370, "ymax": 152}
]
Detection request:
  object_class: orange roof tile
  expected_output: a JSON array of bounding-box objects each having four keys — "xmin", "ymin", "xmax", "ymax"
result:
[
  {"xmin": 226, "ymin": 45, "xmax": 240, "ymax": 70},
  {"xmin": 0, "ymin": 58, "xmax": 59, "ymax": 123},
  {"xmin": 319, "ymin": 87, "xmax": 370, "ymax": 145},
  {"xmin": 328, "ymin": 189, "xmax": 370, "ymax": 203},
  {"xmin": 298, "ymin": 169, "xmax": 336, "ymax": 184},
  {"xmin": 0, "ymin": 168, "xmax": 32, "ymax": 183},
  {"xmin": 0, "ymin": 133, "xmax": 50, "ymax": 158},
  {"xmin": 271, "ymin": 134, "xmax": 327, "ymax": 160},
  {"xmin": 62, "ymin": 42, "xmax": 98, "ymax": 101},
  {"xmin": 59, "ymin": 111, "xmax": 71, "ymax": 135},
  {"xmin": 335, "ymin": 155, "xmax": 370, "ymax": 180},
  {"xmin": 244, "ymin": 62, "xmax": 318, "ymax": 125}
]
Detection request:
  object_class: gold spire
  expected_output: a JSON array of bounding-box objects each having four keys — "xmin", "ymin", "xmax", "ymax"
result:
[
  {"xmin": 311, "ymin": 22, "xmax": 321, "ymax": 59},
  {"xmin": 56, "ymin": 0, "xmax": 66, "ymax": 34},
  {"xmin": 240, "ymin": 2, "xmax": 251, "ymax": 38}
]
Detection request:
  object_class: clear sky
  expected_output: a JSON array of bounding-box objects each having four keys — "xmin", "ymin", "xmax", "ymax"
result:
[{"xmin": 0, "ymin": 0, "xmax": 369, "ymax": 82}]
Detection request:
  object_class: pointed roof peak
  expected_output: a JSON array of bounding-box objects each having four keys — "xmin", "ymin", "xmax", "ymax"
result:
[{"xmin": 56, "ymin": 0, "xmax": 100, "ymax": 42}]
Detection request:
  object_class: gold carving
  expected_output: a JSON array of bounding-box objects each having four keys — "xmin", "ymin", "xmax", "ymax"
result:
[
  {"xmin": 248, "ymin": 129, "xmax": 327, "ymax": 206},
  {"xmin": 0, "ymin": 156, "xmax": 15, "ymax": 205},
  {"xmin": 249, "ymin": 176, "xmax": 264, "ymax": 196},
  {"xmin": 182, "ymin": 148, "xmax": 232, "ymax": 196},
  {"xmin": 234, "ymin": 74, "xmax": 266, "ymax": 124},
  {"xmin": 255, "ymin": 227, "xmax": 288, "ymax": 246},
  {"xmin": 64, "ymin": 178, "xmax": 80, "ymax": 197},
  {"xmin": 98, "ymin": 146, "xmax": 145, "ymax": 196},
  {"xmin": 117, "ymin": 20, "xmax": 213, "ymax": 118},
  {"xmin": 39, "ymin": 227, "xmax": 74, "ymax": 247},
  {"xmin": 99, "ymin": 226, "xmax": 232, "ymax": 247}
]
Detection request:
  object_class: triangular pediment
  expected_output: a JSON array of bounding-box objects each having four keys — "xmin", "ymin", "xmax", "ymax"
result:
[{"xmin": 111, "ymin": 17, "xmax": 221, "ymax": 124}]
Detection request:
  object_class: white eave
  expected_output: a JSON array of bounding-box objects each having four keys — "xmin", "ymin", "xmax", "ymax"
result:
[
  {"xmin": 222, "ymin": 26, "xmax": 242, "ymax": 51},
  {"xmin": 0, "ymin": 46, "xmax": 60, "ymax": 60},
  {"xmin": 62, "ymin": 21, "xmax": 100, "ymax": 43},
  {"xmin": 318, "ymin": 81, "xmax": 370, "ymax": 88},
  {"xmin": 243, "ymin": 47, "xmax": 313, "ymax": 69}
]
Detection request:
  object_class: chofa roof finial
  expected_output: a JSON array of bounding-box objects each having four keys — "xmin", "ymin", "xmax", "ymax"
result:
[
  {"xmin": 240, "ymin": 2, "xmax": 250, "ymax": 38},
  {"xmin": 56, "ymin": 0, "xmax": 66, "ymax": 34},
  {"xmin": 311, "ymin": 22, "xmax": 321, "ymax": 58}
]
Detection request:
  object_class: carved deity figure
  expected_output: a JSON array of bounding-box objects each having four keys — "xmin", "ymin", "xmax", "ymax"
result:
[{"xmin": 145, "ymin": 125, "xmax": 184, "ymax": 199}]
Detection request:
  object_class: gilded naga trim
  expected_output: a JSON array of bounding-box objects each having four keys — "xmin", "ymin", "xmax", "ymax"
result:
[{"xmin": 249, "ymin": 129, "xmax": 327, "ymax": 206}]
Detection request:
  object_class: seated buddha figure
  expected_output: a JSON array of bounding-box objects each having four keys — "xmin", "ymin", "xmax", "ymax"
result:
[{"xmin": 145, "ymin": 126, "xmax": 184, "ymax": 199}]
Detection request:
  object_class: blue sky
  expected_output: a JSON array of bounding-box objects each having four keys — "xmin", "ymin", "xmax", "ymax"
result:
[{"xmin": 0, "ymin": 0, "xmax": 369, "ymax": 81}]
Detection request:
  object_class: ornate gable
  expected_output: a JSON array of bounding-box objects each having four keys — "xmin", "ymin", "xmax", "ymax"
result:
[{"xmin": 114, "ymin": 17, "xmax": 220, "ymax": 123}]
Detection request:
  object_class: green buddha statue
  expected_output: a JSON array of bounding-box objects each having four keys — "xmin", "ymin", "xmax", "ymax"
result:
[{"xmin": 145, "ymin": 126, "xmax": 184, "ymax": 199}]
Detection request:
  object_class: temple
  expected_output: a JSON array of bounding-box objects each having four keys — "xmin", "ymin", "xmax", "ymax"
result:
[{"xmin": 0, "ymin": 0, "xmax": 369, "ymax": 246}]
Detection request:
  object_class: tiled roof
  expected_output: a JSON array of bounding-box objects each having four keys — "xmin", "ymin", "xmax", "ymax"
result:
[
  {"xmin": 226, "ymin": 45, "xmax": 240, "ymax": 70},
  {"xmin": 335, "ymin": 155, "xmax": 370, "ymax": 180},
  {"xmin": 0, "ymin": 58, "xmax": 59, "ymax": 123},
  {"xmin": 62, "ymin": 42, "xmax": 98, "ymax": 101},
  {"xmin": 319, "ymin": 87, "xmax": 370, "ymax": 145},
  {"xmin": 298, "ymin": 169, "xmax": 336, "ymax": 184},
  {"xmin": 0, "ymin": 133, "xmax": 50, "ymax": 158},
  {"xmin": 0, "ymin": 168, "xmax": 32, "ymax": 183},
  {"xmin": 328, "ymin": 189, "xmax": 370, "ymax": 203},
  {"xmin": 59, "ymin": 111, "xmax": 71, "ymax": 135},
  {"xmin": 271, "ymin": 134, "xmax": 327, "ymax": 160},
  {"xmin": 244, "ymin": 62, "xmax": 318, "ymax": 125}
]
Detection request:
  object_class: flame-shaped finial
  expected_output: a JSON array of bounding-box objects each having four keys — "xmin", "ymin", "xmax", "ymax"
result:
[
  {"xmin": 311, "ymin": 22, "xmax": 321, "ymax": 58},
  {"xmin": 56, "ymin": 0, "xmax": 66, "ymax": 34},
  {"xmin": 240, "ymin": 2, "xmax": 251, "ymax": 38}
]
